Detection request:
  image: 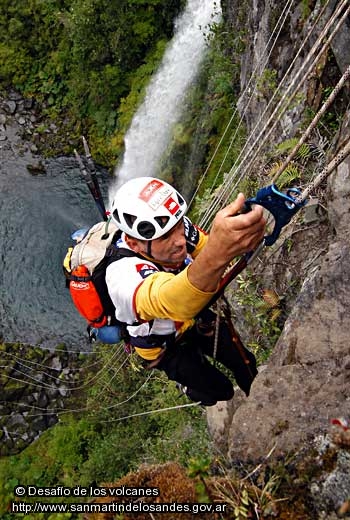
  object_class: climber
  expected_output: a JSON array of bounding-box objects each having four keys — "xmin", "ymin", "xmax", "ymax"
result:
[{"xmin": 106, "ymin": 177, "xmax": 266, "ymax": 406}]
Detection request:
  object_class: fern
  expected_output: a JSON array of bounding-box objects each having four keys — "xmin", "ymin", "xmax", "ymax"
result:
[
  {"xmin": 265, "ymin": 161, "xmax": 301, "ymax": 188},
  {"xmin": 295, "ymin": 143, "xmax": 311, "ymax": 161},
  {"xmin": 277, "ymin": 164, "xmax": 301, "ymax": 189},
  {"xmin": 266, "ymin": 160, "xmax": 284, "ymax": 178},
  {"xmin": 274, "ymin": 137, "xmax": 299, "ymax": 156}
]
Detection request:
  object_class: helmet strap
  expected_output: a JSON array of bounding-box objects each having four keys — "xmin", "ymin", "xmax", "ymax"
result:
[{"xmin": 146, "ymin": 240, "xmax": 153, "ymax": 258}]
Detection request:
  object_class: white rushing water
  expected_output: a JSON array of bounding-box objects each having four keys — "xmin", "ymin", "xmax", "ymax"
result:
[{"xmin": 109, "ymin": 0, "xmax": 221, "ymax": 203}]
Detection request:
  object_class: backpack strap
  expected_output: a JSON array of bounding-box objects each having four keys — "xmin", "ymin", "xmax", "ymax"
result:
[
  {"xmin": 89, "ymin": 246, "xmax": 136, "ymax": 327},
  {"xmin": 105, "ymin": 244, "xmax": 140, "ymax": 264},
  {"xmin": 105, "ymin": 244, "xmax": 166, "ymax": 272}
]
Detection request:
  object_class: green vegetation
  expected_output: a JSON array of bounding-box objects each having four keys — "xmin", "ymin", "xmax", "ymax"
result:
[
  {"xmin": 0, "ymin": 5, "xmax": 261, "ymax": 518},
  {"xmin": 180, "ymin": 20, "xmax": 247, "ymax": 219},
  {"xmin": 0, "ymin": 0, "xmax": 247, "ymax": 204},
  {"xmin": 1, "ymin": 2, "xmax": 344, "ymax": 519},
  {"xmin": 256, "ymin": 68, "xmax": 278, "ymax": 101},
  {"xmin": 300, "ymin": 0, "xmax": 312, "ymax": 20},
  {"xmin": 231, "ymin": 274, "xmax": 283, "ymax": 361},
  {"xmin": 0, "ymin": 0, "xmax": 185, "ymax": 162},
  {"xmin": 0, "ymin": 344, "xmax": 211, "ymax": 518}
]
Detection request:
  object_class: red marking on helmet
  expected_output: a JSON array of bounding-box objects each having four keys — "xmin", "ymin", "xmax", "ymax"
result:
[
  {"xmin": 139, "ymin": 180, "xmax": 164, "ymax": 202},
  {"xmin": 164, "ymin": 197, "xmax": 180, "ymax": 215}
]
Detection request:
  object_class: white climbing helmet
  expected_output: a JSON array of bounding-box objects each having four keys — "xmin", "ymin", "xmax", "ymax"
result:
[{"xmin": 111, "ymin": 177, "xmax": 187, "ymax": 240}]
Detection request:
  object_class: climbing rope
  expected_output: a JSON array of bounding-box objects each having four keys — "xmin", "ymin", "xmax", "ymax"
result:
[
  {"xmin": 0, "ymin": 361, "xmax": 156, "ymax": 420},
  {"xmin": 211, "ymin": 0, "xmax": 350, "ymax": 215},
  {"xmin": 298, "ymin": 137, "xmax": 350, "ymax": 203},
  {"xmin": 213, "ymin": 302, "xmax": 221, "ymax": 360},
  {"xmin": 198, "ymin": 0, "xmax": 350, "ymax": 229},
  {"xmin": 203, "ymin": 0, "xmax": 329, "ymax": 210},
  {"xmin": 271, "ymin": 64, "xmax": 350, "ymax": 184},
  {"xmin": 1, "ymin": 343, "xmax": 128, "ymax": 398},
  {"xmin": 189, "ymin": 0, "xmax": 296, "ymax": 208},
  {"xmin": 102, "ymin": 401, "xmax": 202, "ymax": 423}
]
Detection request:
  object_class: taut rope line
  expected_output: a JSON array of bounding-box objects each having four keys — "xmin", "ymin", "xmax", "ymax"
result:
[
  {"xmin": 299, "ymin": 137, "xmax": 350, "ymax": 202},
  {"xmin": 199, "ymin": 0, "xmax": 350, "ymax": 229},
  {"xmin": 190, "ymin": 0, "xmax": 296, "ymax": 208},
  {"xmin": 271, "ymin": 65, "xmax": 350, "ymax": 183}
]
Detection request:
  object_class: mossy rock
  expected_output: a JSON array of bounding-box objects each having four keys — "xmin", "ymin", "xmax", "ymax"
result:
[{"xmin": 2, "ymin": 380, "xmax": 26, "ymax": 401}]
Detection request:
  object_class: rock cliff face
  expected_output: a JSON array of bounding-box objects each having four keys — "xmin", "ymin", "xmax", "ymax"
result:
[{"xmin": 208, "ymin": 0, "xmax": 350, "ymax": 475}]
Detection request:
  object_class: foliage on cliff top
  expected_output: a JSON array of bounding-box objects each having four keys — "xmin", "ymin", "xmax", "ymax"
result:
[{"xmin": 0, "ymin": 0, "xmax": 185, "ymax": 163}]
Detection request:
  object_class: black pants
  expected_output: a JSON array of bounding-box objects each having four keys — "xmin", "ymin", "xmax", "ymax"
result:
[{"xmin": 155, "ymin": 315, "xmax": 258, "ymax": 406}]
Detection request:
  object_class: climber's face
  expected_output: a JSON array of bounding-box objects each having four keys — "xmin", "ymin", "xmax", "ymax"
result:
[{"xmin": 126, "ymin": 218, "xmax": 187, "ymax": 267}]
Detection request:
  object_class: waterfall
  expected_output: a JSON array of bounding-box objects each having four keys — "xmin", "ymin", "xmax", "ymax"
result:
[{"xmin": 110, "ymin": 0, "xmax": 221, "ymax": 203}]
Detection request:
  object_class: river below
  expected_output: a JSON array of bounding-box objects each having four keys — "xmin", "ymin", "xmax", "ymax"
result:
[{"xmin": 0, "ymin": 120, "xmax": 109, "ymax": 351}]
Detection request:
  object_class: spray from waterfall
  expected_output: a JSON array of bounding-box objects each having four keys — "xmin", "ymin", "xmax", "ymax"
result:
[{"xmin": 109, "ymin": 0, "xmax": 221, "ymax": 204}]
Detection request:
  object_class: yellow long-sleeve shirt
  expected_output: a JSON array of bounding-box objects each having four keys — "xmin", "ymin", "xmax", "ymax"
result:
[{"xmin": 106, "ymin": 219, "xmax": 213, "ymax": 360}]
